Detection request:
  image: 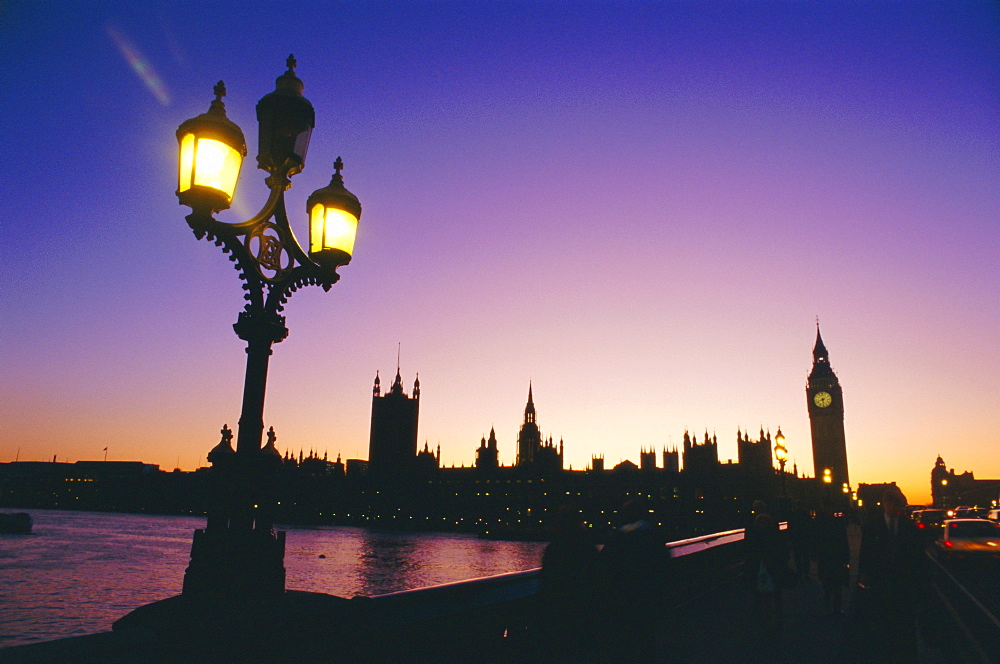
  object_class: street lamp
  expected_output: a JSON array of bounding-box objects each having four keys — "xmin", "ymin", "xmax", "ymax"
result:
[
  {"xmin": 176, "ymin": 82, "xmax": 246, "ymax": 212},
  {"xmin": 774, "ymin": 427, "xmax": 788, "ymax": 497},
  {"xmin": 175, "ymin": 56, "xmax": 361, "ymax": 597}
]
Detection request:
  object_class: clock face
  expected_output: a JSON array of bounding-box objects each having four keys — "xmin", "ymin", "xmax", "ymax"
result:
[{"xmin": 813, "ymin": 391, "xmax": 832, "ymax": 408}]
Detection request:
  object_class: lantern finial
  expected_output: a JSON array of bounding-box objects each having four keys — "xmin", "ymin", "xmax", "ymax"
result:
[{"xmin": 207, "ymin": 81, "xmax": 228, "ymax": 117}]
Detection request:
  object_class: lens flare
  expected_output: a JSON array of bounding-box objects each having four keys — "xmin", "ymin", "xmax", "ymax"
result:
[{"xmin": 106, "ymin": 23, "xmax": 171, "ymax": 106}]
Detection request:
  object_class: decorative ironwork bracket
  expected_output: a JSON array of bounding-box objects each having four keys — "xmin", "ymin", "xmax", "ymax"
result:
[{"xmin": 185, "ymin": 177, "xmax": 340, "ymax": 344}]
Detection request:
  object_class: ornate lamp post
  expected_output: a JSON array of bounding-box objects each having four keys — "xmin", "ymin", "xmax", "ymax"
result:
[
  {"xmin": 175, "ymin": 56, "xmax": 361, "ymax": 597},
  {"xmin": 774, "ymin": 428, "xmax": 788, "ymax": 497}
]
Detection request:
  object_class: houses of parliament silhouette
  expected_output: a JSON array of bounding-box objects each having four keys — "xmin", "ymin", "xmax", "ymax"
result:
[
  {"xmin": 2, "ymin": 329, "xmax": 879, "ymax": 536},
  {"xmin": 312, "ymin": 326, "xmax": 854, "ymax": 535}
]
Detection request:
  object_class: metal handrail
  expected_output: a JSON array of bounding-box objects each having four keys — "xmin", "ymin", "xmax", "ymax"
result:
[{"xmin": 364, "ymin": 523, "xmax": 777, "ymax": 622}]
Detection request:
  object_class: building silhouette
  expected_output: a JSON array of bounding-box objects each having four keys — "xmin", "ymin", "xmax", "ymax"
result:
[
  {"xmin": 640, "ymin": 448, "xmax": 657, "ymax": 471},
  {"xmin": 683, "ymin": 431, "xmax": 719, "ymax": 475},
  {"xmin": 476, "ymin": 428, "xmax": 500, "ymax": 471},
  {"xmin": 415, "ymin": 442, "xmax": 441, "ymax": 475},
  {"xmin": 514, "ymin": 383, "xmax": 563, "ymax": 474},
  {"xmin": 1, "ymin": 331, "xmax": 868, "ymax": 536},
  {"xmin": 368, "ymin": 368, "xmax": 420, "ymax": 479},
  {"xmin": 663, "ymin": 448, "xmax": 679, "ymax": 473},
  {"xmin": 931, "ymin": 456, "xmax": 1000, "ymax": 508},
  {"xmin": 806, "ymin": 326, "xmax": 849, "ymax": 491},
  {"xmin": 738, "ymin": 427, "xmax": 773, "ymax": 479}
]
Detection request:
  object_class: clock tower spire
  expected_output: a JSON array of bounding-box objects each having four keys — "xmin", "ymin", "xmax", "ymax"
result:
[{"xmin": 806, "ymin": 325, "xmax": 849, "ymax": 491}]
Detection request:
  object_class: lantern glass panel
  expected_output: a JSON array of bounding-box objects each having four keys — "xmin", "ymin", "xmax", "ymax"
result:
[
  {"xmin": 293, "ymin": 127, "xmax": 313, "ymax": 166},
  {"xmin": 179, "ymin": 133, "xmax": 196, "ymax": 193},
  {"xmin": 196, "ymin": 137, "xmax": 242, "ymax": 200},
  {"xmin": 179, "ymin": 133, "xmax": 242, "ymax": 203},
  {"xmin": 311, "ymin": 203, "xmax": 358, "ymax": 257}
]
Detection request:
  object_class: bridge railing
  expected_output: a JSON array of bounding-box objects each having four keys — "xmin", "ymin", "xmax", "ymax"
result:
[{"xmin": 354, "ymin": 525, "xmax": 771, "ymax": 661}]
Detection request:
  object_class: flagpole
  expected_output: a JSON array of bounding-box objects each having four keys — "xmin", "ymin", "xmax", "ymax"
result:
[{"xmin": 104, "ymin": 447, "xmax": 108, "ymax": 462}]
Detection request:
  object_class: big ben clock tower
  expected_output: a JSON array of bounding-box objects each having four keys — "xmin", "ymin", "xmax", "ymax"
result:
[{"xmin": 807, "ymin": 326, "xmax": 849, "ymax": 490}]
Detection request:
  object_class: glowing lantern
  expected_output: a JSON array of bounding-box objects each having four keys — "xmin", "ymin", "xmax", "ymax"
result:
[
  {"xmin": 307, "ymin": 157, "xmax": 361, "ymax": 268},
  {"xmin": 176, "ymin": 81, "xmax": 246, "ymax": 212},
  {"xmin": 774, "ymin": 430, "xmax": 788, "ymax": 464}
]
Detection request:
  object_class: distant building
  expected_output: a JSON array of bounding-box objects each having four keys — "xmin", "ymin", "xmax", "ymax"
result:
[
  {"xmin": 613, "ymin": 459, "xmax": 639, "ymax": 472},
  {"xmin": 1, "ymin": 331, "xmax": 849, "ymax": 535},
  {"xmin": 640, "ymin": 448, "xmax": 657, "ymax": 471},
  {"xmin": 663, "ymin": 448, "xmax": 679, "ymax": 473},
  {"xmin": 345, "ymin": 459, "xmax": 368, "ymax": 477},
  {"xmin": 368, "ymin": 368, "xmax": 420, "ymax": 479},
  {"xmin": 931, "ymin": 456, "xmax": 1000, "ymax": 508},
  {"xmin": 738, "ymin": 427, "xmax": 774, "ymax": 484},
  {"xmin": 514, "ymin": 383, "xmax": 563, "ymax": 473},
  {"xmin": 857, "ymin": 482, "xmax": 900, "ymax": 512},
  {"xmin": 475, "ymin": 428, "xmax": 499, "ymax": 471},
  {"xmin": 0, "ymin": 460, "xmax": 202, "ymax": 515},
  {"xmin": 807, "ymin": 326, "xmax": 849, "ymax": 490},
  {"xmin": 683, "ymin": 430, "xmax": 719, "ymax": 475},
  {"xmin": 415, "ymin": 442, "xmax": 441, "ymax": 474}
]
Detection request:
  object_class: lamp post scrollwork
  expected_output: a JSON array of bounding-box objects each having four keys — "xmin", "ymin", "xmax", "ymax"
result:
[{"xmin": 175, "ymin": 56, "xmax": 361, "ymax": 597}]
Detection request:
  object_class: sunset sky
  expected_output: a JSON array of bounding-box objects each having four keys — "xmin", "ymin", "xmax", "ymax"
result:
[{"xmin": 2, "ymin": 1, "xmax": 997, "ymax": 505}]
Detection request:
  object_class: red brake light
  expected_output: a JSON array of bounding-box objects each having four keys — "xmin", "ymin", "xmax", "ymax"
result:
[
  {"xmin": 918, "ymin": 523, "xmax": 925, "ymax": 528},
  {"xmin": 945, "ymin": 540, "xmax": 953, "ymax": 548}
]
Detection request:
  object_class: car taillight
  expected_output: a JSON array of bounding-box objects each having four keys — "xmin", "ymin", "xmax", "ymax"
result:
[
  {"xmin": 945, "ymin": 540, "xmax": 953, "ymax": 548},
  {"xmin": 919, "ymin": 523, "xmax": 925, "ymax": 528}
]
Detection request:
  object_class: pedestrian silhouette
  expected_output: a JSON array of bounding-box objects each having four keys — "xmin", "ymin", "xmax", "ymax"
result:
[
  {"xmin": 847, "ymin": 485, "xmax": 926, "ymax": 663},
  {"xmin": 744, "ymin": 510, "xmax": 789, "ymax": 633},
  {"xmin": 787, "ymin": 500, "xmax": 813, "ymax": 577},
  {"xmin": 599, "ymin": 499, "xmax": 668, "ymax": 662},
  {"xmin": 815, "ymin": 502, "xmax": 849, "ymax": 614},
  {"xmin": 538, "ymin": 505, "xmax": 600, "ymax": 662}
]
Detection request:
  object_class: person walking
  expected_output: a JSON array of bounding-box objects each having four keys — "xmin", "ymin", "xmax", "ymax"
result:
[
  {"xmin": 848, "ymin": 485, "xmax": 927, "ymax": 663},
  {"xmin": 815, "ymin": 503, "xmax": 849, "ymax": 614},
  {"xmin": 745, "ymin": 510, "xmax": 789, "ymax": 633},
  {"xmin": 538, "ymin": 505, "xmax": 601, "ymax": 662},
  {"xmin": 599, "ymin": 500, "xmax": 668, "ymax": 662}
]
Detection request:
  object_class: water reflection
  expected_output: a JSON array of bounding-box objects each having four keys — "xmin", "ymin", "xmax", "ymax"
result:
[
  {"xmin": 284, "ymin": 526, "xmax": 546, "ymax": 598},
  {"xmin": 2, "ymin": 511, "xmax": 547, "ymax": 647},
  {"xmin": 357, "ymin": 531, "xmax": 421, "ymax": 595}
]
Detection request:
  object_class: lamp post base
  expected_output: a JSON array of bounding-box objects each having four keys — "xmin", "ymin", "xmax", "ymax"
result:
[{"xmin": 183, "ymin": 527, "xmax": 286, "ymax": 597}]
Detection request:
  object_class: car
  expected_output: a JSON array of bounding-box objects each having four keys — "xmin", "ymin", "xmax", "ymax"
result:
[
  {"xmin": 953, "ymin": 506, "xmax": 987, "ymax": 519},
  {"xmin": 915, "ymin": 509, "xmax": 948, "ymax": 540},
  {"xmin": 935, "ymin": 518, "xmax": 1000, "ymax": 560},
  {"xmin": 987, "ymin": 509, "xmax": 1000, "ymax": 522}
]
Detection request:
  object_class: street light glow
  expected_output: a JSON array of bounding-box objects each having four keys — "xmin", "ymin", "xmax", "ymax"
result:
[
  {"xmin": 311, "ymin": 205, "xmax": 358, "ymax": 257},
  {"xmin": 175, "ymin": 81, "xmax": 247, "ymax": 213},
  {"xmin": 178, "ymin": 135, "xmax": 242, "ymax": 203}
]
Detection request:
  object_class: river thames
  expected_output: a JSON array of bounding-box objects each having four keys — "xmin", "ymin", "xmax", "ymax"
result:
[{"xmin": 0, "ymin": 509, "xmax": 546, "ymax": 648}]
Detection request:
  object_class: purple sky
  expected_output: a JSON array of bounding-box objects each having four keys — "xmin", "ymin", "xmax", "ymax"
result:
[{"xmin": 2, "ymin": 2, "xmax": 997, "ymax": 504}]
